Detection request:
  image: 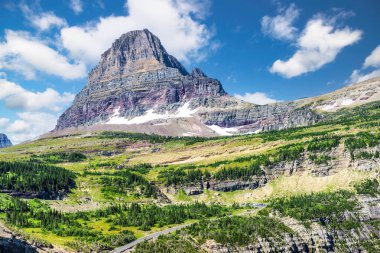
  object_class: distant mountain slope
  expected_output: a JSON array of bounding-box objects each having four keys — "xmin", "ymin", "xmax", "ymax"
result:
[
  {"xmin": 54, "ymin": 29, "xmax": 380, "ymax": 138},
  {"xmin": 0, "ymin": 133, "xmax": 12, "ymax": 148},
  {"xmin": 296, "ymin": 77, "xmax": 380, "ymax": 112}
]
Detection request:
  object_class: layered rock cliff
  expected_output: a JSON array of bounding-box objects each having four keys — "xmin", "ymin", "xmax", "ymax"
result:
[
  {"xmin": 54, "ymin": 29, "xmax": 319, "ymax": 136},
  {"xmin": 54, "ymin": 29, "xmax": 380, "ymax": 137},
  {"xmin": 0, "ymin": 133, "xmax": 12, "ymax": 148}
]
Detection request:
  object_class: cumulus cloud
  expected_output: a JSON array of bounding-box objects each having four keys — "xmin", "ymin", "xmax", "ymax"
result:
[
  {"xmin": 0, "ymin": 78, "xmax": 72, "ymax": 143},
  {"xmin": 0, "ymin": 30, "xmax": 86, "ymax": 79},
  {"xmin": 70, "ymin": 0, "xmax": 83, "ymax": 14},
  {"xmin": 0, "ymin": 79, "xmax": 74, "ymax": 111},
  {"xmin": 0, "ymin": 118, "xmax": 9, "ymax": 128},
  {"xmin": 349, "ymin": 69, "xmax": 380, "ymax": 83},
  {"xmin": 6, "ymin": 112, "xmax": 58, "ymax": 144},
  {"xmin": 61, "ymin": 0, "xmax": 213, "ymax": 64},
  {"xmin": 270, "ymin": 16, "xmax": 362, "ymax": 78},
  {"xmin": 234, "ymin": 92, "xmax": 277, "ymax": 105},
  {"xmin": 363, "ymin": 45, "xmax": 380, "ymax": 68},
  {"xmin": 349, "ymin": 44, "xmax": 380, "ymax": 83},
  {"xmin": 261, "ymin": 3, "xmax": 299, "ymax": 41},
  {"xmin": 20, "ymin": 4, "xmax": 67, "ymax": 31},
  {"xmin": 7, "ymin": 119, "xmax": 30, "ymax": 133}
]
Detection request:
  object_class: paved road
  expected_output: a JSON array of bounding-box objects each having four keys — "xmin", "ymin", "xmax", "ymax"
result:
[
  {"xmin": 110, "ymin": 205, "xmax": 265, "ymax": 253},
  {"xmin": 109, "ymin": 222, "xmax": 194, "ymax": 253}
]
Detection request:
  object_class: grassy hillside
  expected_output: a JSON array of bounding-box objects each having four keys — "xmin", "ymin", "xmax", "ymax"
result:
[{"xmin": 0, "ymin": 102, "xmax": 379, "ymax": 252}]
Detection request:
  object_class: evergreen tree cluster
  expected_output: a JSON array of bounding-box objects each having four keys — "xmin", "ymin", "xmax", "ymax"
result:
[
  {"xmin": 99, "ymin": 131, "xmax": 212, "ymax": 145},
  {"xmin": 112, "ymin": 202, "xmax": 229, "ymax": 230},
  {"xmin": 0, "ymin": 161, "xmax": 76, "ymax": 197},
  {"xmin": 309, "ymin": 154, "xmax": 333, "ymax": 165},
  {"xmin": 214, "ymin": 163, "xmax": 264, "ymax": 181},
  {"xmin": 354, "ymin": 179, "xmax": 380, "ymax": 196},
  {"xmin": 101, "ymin": 170, "xmax": 157, "ymax": 198},
  {"xmin": 345, "ymin": 132, "xmax": 379, "ymax": 151},
  {"xmin": 0, "ymin": 195, "xmax": 230, "ymax": 250},
  {"xmin": 267, "ymin": 191, "xmax": 357, "ymax": 225},
  {"xmin": 307, "ymin": 135, "xmax": 340, "ymax": 152},
  {"xmin": 134, "ymin": 234, "xmax": 199, "ymax": 253},
  {"xmin": 30, "ymin": 152, "xmax": 86, "ymax": 163},
  {"xmin": 186, "ymin": 215, "xmax": 293, "ymax": 246},
  {"xmin": 158, "ymin": 168, "xmax": 210, "ymax": 186}
]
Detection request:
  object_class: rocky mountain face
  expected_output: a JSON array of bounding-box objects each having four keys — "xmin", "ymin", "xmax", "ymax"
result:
[
  {"xmin": 56, "ymin": 29, "xmax": 230, "ymax": 134},
  {"xmin": 0, "ymin": 133, "xmax": 12, "ymax": 148},
  {"xmin": 54, "ymin": 29, "xmax": 378, "ymax": 137}
]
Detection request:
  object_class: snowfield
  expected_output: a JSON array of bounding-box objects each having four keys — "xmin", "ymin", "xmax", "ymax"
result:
[{"xmin": 105, "ymin": 102, "xmax": 197, "ymax": 125}]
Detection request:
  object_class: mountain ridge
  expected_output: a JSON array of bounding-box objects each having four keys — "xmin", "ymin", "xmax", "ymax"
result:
[{"xmin": 53, "ymin": 29, "xmax": 380, "ymax": 138}]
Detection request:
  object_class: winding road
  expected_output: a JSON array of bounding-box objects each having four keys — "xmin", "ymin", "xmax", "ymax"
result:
[
  {"xmin": 109, "ymin": 222, "xmax": 194, "ymax": 253},
  {"xmin": 110, "ymin": 204, "xmax": 265, "ymax": 253}
]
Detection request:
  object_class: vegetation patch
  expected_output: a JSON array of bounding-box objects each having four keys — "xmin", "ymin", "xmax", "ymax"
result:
[
  {"xmin": 30, "ymin": 152, "xmax": 86, "ymax": 163},
  {"xmin": 0, "ymin": 194, "xmax": 232, "ymax": 251},
  {"xmin": 267, "ymin": 191, "xmax": 357, "ymax": 228},
  {"xmin": 309, "ymin": 154, "xmax": 333, "ymax": 165},
  {"xmin": 100, "ymin": 170, "xmax": 158, "ymax": 199},
  {"xmin": 112, "ymin": 202, "xmax": 230, "ymax": 230},
  {"xmin": 186, "ymin": 215, "xmax": 293, "ymax": 246},
  {"xmin": 99, "ymin": 131, "xmax": 214, "ymax": 145},
  {"xmin": 0, "ymin": 161, "xmax": 76, "ymax": 199},
  {"xmin": 134, "ymin": 234, "xmax": 200, "ymax": 253},
  {"xmin": 307, "ymin": 135, "xmax": 340, "ymax": 152},
  {"xmin": 354, "ymin": 179, "xmax": 380, "ymax": 196}
]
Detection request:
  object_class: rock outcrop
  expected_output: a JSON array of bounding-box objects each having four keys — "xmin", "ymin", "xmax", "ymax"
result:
[{"xmin": 0, "ymin": 133, "xmax": 12, "ymax": 148}]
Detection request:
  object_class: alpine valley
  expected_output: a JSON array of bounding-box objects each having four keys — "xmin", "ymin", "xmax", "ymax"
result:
[{"xmin": 0, "ymin": 30, "xmax": 379, "ymax": 253}]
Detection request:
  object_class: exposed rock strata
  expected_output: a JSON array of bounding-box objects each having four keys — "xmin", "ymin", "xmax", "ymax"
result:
[{"xmin": 55, "ymin": 29, "xmax": 320, "ymax": 136}]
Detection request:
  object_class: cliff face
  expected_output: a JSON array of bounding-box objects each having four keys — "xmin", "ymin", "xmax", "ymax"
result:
[
  {"xmin": 0, "ymin": 134, "xmax": 12, "ymax": 148},
  {"xmin": 56, "ymin": 29, "xmax": 229, "ymax": 132},
  {"xmin": 55, "ymin": 29, "xmax": 319, "ymax": 136}
]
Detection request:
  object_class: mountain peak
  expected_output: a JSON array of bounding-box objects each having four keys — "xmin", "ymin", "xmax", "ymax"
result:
[
  {"xmin": 89, "ymin": 29, "xmax": 188, "ymax": 83},
  {"xmin": 0, "ymin": 133, "xmax": 12, "ymax": 148},
  {"xmin": 191, "ymin": 68, "xmax": 207, "ymax": 78}
]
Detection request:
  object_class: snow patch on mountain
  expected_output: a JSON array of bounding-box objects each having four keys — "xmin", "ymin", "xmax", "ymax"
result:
[
  {"xmin": 317, "ymin": 98, "xmax": 355, "ymax": 111},
  {"xmin": 207, "ymin": 125, "xmax": 239, "ymax": 136},
  {"xmin": 105, "ymin": 102, "xmax": 197, "ymax": 125}
]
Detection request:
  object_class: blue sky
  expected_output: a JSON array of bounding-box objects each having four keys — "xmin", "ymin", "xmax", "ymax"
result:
[{"xmin": 0, "ymin": 0, "xmax": 380, "ymax": 143}]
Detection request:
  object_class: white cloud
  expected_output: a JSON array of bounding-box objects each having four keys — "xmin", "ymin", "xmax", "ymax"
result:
[
  {"xmin": 7, "ymin": 120, "xmax": 30, "ymax": 133},
  {"xmin": 0, "ymin": 30, "xmax": 86, "ymax": 79},
  {"xmin": 70, "ymin": 0, "xmax": 83, "ymax": 15},
  {"xmin": 363, "ymin": 45, "xmax": 380, "ymax": 68},
  {"xmin": 349, "ymin": 69, "xmax": 380, "ymax": 83},
  {"xmin": 0, "ymin": 118, "xmax": 9, "ymax": 128},
  {"xmin": 348, "ymin": 44, "xmax": 380, "ymax": 84},
  {"xmin": 234, "ymin": 92, "xmax": 277, "ymax": 105},
  {"xmin": 270, "ymin": 16, "xmax": 362, "ymax": 78},
  {"xmin": 0, "ymin": 79, "xmax": 74, "ymax": 111},
  {"xmin": 20, "ymin": 4, "xmax": 67, "ymax": 31},
  {"xmin": 61, "ymin": 0, "xmax": 213, "ymax": 64},
  {"xmin": 6, "ymin": 112, "xmax": 58, "ymax": 144},
  {"xmin": 261, "ymin": 3, "xmax": 299, "ymax": 41}
]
